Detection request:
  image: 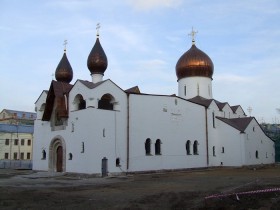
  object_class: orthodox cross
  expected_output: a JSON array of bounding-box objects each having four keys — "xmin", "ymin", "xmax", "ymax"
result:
[
  {"xmin": 63, "ymin": 40, "xmax": 68, "ymax": 52},
  {"xmin": 96, "ymin": 23, "xmax": 100, "ymax": 37},
  {"xmin": 188, "ymin": 27, "xmax": 198, "ymax": 44}
]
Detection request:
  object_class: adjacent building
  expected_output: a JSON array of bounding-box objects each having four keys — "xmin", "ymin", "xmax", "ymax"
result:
[{"xmin": 33, "ymin": 29, "xmax": 275, "ymax": 176}]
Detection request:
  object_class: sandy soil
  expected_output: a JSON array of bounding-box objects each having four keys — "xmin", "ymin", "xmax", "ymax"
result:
[{"xmin": 0, "ymin": 165, "xmax": 280, "ymax": 209}]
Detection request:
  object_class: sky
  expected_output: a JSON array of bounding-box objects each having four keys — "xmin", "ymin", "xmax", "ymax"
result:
[{"xmin": 0, "ymin": 0, "xmax": 280, "ymax": 123}]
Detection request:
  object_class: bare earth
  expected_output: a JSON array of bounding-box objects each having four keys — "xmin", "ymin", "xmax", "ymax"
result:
[{"xmin": 0, "ymin": 165, "xmax": 280, "ymax": 210}]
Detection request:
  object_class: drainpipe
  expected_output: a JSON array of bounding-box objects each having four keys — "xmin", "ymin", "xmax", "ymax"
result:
[
  {"xmin": 205, "ymin": 108, "xmax": 209, "ymax": 166},
  {"xmin": 126, "ymin": 94, "xmax": 130, "ymax": 171}
]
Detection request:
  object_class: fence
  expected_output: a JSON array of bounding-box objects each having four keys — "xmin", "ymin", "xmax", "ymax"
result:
[{"xmin": 0, "ymin": 160, "xmax": 32, "ymax": 169}]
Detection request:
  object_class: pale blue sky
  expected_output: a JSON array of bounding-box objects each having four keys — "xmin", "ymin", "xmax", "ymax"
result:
[{"xmin": 1, "ymin": 0, "xmax": 280, "ymax": 123}]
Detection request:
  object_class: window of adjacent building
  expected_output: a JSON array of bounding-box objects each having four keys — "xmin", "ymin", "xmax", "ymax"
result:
[
  {"xmin": 193, "ymin": 140, "xmax": 198, "ymax": 155},
  {"xmin": 213, "ymin": 146, "xmax": 216, "ymax": 157},
  {"xmin": 4, "ymin": 153, "xmax": 9, "ymax": 159},
  {"xmin": 3, "ymin": 113, "xmax": 5, "ymax": 118},
  {"xmin": 22, "ymin": 113, "xmax": 25, "ymax": 118},
  {"xmin": 14, "ymin": 139, "xmax": 18, "ymax": 145},
  {"xmin": 27, "ymin": 139, "xmax": 31, "ymax": 146},
  {"xmin": 145, "ymin": 138, "xmax": 151, "ymax": 155},
  {"xmin": 186, "ymin": 140, "xmax": 191, "ymax": 155},
  {"xmin": 27, "ymin": 153, "xmax": 31, "ymax": 159},
  {"xmin": 13, "ymin": 152, "xmax": 18, "ymax": 160},
  {"xmin": 20, "ymin": 152, "xmax": 24, "ymax": 160},
  {"xmin": 155, "ymin": 139, "xmax": 162, "ymax": 155},
  {"xmin": 116, "ymin": 158, "xmax": 120, "ymax": 167},
  {"xmin": 5, "ymin": 139, "xmax": 9, "ymax": 145},
  {"xmin": 21, "ymin": 139, "xmax": 25, "ymax": 146}
]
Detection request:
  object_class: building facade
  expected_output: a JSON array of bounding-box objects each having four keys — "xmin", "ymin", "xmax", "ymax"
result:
[{"xmin": 33, "ymin": 29, "xmax": 275, "ymax": 175}]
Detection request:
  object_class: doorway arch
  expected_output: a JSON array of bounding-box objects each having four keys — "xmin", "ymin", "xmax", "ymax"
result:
[{"xmin": 49, "ymin": 136, "xmax": 66, "ymax": 172}]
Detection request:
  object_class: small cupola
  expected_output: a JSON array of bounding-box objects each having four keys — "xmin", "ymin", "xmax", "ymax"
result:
[
  {"xmin": 87, "ymin": 23, "xmax": 108, "ymax": 83},
  {"xmin": 55, "ymin": 40, "xmax": 73, "ymax": 83}
]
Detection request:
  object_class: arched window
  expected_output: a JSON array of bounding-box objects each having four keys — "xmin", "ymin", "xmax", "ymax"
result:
[
  {"xmin": 42, "ymin": 150, "xmax": 46, "ymax": 160},
  {"xmin": 186, "ymin": 140, "xmax": 191, "ymax": 155},
  {"xmin": 98, "ymin": 94, "xmax": 114, "ymax": 110},
  {"xmin": 213, "ymin": 146, "xmax": 216, "ymax": 157},
  {"xmin": 255, "ymin": 150, "xmax": 259, "ymax": 159},
  {"xmin": 193, "ymin": 141, "xmax": 198, "ymax": 155},
  {"xmin": 145, "ymin": 138, "xmax": 151, "ymax": 155},
  {"xmin": 155, "ymin": 139, "xmax": 161, "ymax": 155},
  {"xmin": 73, "ymin": 94, "xmax": 86, "ymax": 110}
]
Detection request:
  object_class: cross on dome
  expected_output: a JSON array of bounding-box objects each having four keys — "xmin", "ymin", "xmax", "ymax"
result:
[
  {"xmin": 96, "ymin": 23, "xmax": 100, "ymax": 37},
  {"xmin": 188, "ymin": 27, "xmax": 198, "ymax": 45},
  {"xmin": 63, "ymin": 40, "xmax": 68, "ymax": 52}
]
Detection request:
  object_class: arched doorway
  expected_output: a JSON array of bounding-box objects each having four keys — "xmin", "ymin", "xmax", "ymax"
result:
[
  {"xmin": 56, "ymin": 146, "xmax": 63, "ymax": 172},
  {"xmin": 49, "ymin": 136, "xmax": 66, "ymax": 172}
]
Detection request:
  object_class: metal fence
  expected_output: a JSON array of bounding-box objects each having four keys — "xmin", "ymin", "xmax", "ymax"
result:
[{"xmin": 0, "ymin": 160, "xmax": 32, "ymax": 169}]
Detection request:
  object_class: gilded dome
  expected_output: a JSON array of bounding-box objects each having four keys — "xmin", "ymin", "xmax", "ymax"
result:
[
  {"xmin": 87, "ymin": 37, "xmax": 108, "ymax": 75},
  {"xmin": 176, "ymin": 44, "xmax": 214, "ymax": 80},
  {"xmin": 55, "ymin": 52, "xmax": 73, "ymax": 83}
]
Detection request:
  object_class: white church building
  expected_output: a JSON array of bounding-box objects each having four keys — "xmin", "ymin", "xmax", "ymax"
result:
[{"xmin": 33, "ymin": 29, "xmax": 275, "ymax": 176}]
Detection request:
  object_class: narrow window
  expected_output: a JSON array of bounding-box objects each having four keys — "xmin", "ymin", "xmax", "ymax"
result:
[
  {"xmin": 184, "ymin": 85, "xmax": 187, "ymax": 96},
  {"xmin": 20, "ymin": 152, "xmax": 24, "ymax": 160},
  {"xmin": 253, "ymin": 127, "xmax": 255, "ymax": 132},
  {"xmin": 266, "ymin": 152, "xmax": 268, "ymax": 158},
  {"xmin": 21, "ymin": 139, "xmax": 25, "ymax": 146},
  {"xmin": 103, "ymin": 128, "xmax": 106, "ymax": 137},
  {"xmin": 213, "ymin": 146, "xmax": 216, "ymax": 157},
  {"xmin": 14, "ymin": 139, "xmax": 18, "ymax": 145},
  {"xmin": 155, "ymin": 139, "xmax": 161, "ymax": 155},
  {"xmin": 222, "ymin": 147, "xmax": 225, "ymax": 153},
  {"xmin": 193, "ymin": 141, "xmax": 198, "ymax": 155},
  {"xmin": 4, "ymin": 153, "xmax": 9, "ymax": 159},
  {"xmin": 5, "ymin": 139, "xmax": 9, "ymax": 145},
  {"xmin": 116, "ymin": 158, "xmax": 120, "ymax": 167},
  {"xmin": 255, "ymin": 150, "xmax": 259, "ymax": 159},
  {"xmin": 27, "ymin": 153, "xmax": 31, "ymax": 159},
  {"xmin": 68, "ymin": 153, "xmax": 73, "ymax": 160},
  {"xmin": 197, "ymin": 83, "xmax": 200, "ymax": 95},
  {"xmin": 186, "ymin": 140, "xmax": 191, "ymax": 155},
  {"xmin": 145, "ymin": 138, "xmax": 151, "ymax": 155},
  {"xmin": 212, "ymin": 112, "xmax": 215, "ymax": 128},
  {"xmin": 175, "ymin": 99, "xmax": 177, "ymax": 105},
  {"xmin": 27, "ymin": 139, "xmax": 31, "ymax": 146},
  {"xmin": 42, "ymin": 150, "xmax": 46, "ymax": 160},
  {"xmin": 81, "ymin": 142, "xmax": 85, "ymax": 153}
]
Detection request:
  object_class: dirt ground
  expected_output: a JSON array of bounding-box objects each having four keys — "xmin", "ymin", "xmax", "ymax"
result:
[{"xmin": 0, "ymin": 165, "xmax": 280, "ymax": 210}]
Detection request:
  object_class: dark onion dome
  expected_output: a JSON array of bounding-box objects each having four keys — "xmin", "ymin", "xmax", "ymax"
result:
[
  {"xmin": 176, "ymin": 44, "xmax": 214, "ymax": 80},
  {"xmin": 87, "ymin": 37, "xmax": 108, "ymax": 75},
  {"xmin": 55, "ymin": 51, "xmax": 73, "ymax": 83}
]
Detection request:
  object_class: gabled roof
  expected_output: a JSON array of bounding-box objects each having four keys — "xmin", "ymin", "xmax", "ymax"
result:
[
  {"xmin": 214, "ymin": 100, "xmax": 228, "ymax": 111},
  {"xmin": 125, "ymin": 86, "xmax": 141, "ymax": 94},
  {"xmin": 78, "ymin": 79, "xmax": 105, "ymax": 89},
  {"xmin": 216, "ymin": 117, "xmax": 254, "ymax": 133},
  {"xmin": 42, "ymin": 80, "xmax": 73, "ymax": 121},
  {"xmin": 34, "ymin": 90, "xmax": 48, "ymax": 104},
  {"xmin": 187, "ymin": 96, "xmax": 213, "ymax": 107},
  {"xmin": 231, "ymin": 105, "xmax": 239, "ymax": 113},
  {"xmin": 0, "ymin": 123, "xmax": 34, "ymax": 133}
]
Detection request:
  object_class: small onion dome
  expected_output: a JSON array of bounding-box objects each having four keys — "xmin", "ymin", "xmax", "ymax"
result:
[
  {"xmin": 55, "ymin": 52, "xmax": 73, "ymax": 83},
  {"xmin": 176, "ymin": 44, "xmax": 214, "ymax": 80},
  {"xmin": 87, "ymin": 37, "xmax": 108, "ymax": 75}
]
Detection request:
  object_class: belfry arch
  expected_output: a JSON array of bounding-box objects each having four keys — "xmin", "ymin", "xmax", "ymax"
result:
[{"xmin": 49, "ymin": 136, "xmax": 66, "ymax": 172}]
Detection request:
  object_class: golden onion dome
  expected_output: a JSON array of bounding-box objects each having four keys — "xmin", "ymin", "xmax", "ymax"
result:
[
  {"xmin": 55, "ymin": 51, "xmax": 73, "ymax": 83},
  {"xmin": 176, "ymin": 44, "xmax": 214, "ymax": 80},
  {"xmin": 87, "ymin": 37, "xmax": 108, "ymax": 75}
]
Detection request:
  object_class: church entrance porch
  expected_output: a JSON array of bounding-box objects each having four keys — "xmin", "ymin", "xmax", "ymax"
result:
[{"xmin": 49, "ymin": 136, "xmax": 66, "ymax": 172}]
